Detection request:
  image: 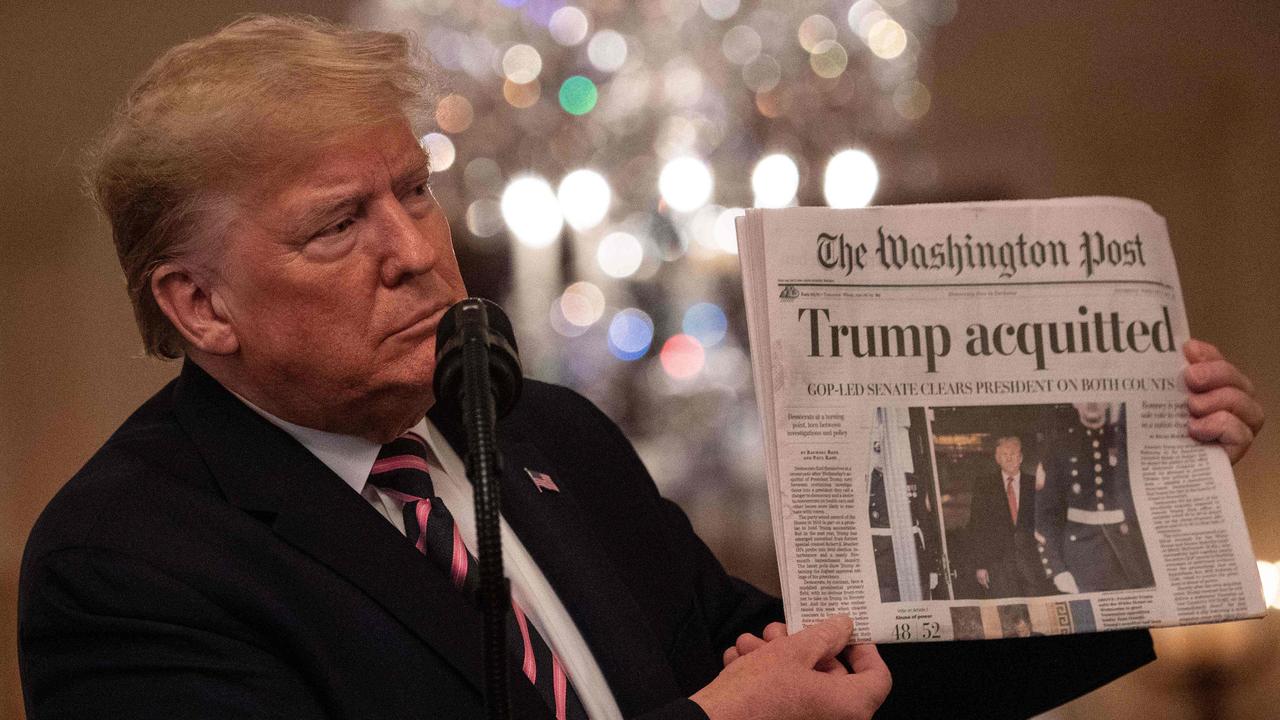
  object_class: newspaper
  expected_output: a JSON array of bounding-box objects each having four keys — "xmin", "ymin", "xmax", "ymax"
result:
[{"xmin": 736, "ymin": 198, "xmax": 1265, "ymax": 644}]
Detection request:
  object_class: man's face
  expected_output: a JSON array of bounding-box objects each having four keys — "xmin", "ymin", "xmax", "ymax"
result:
[
  {"xmin": 994, "ymin": 439, "xmax": 1022, "ymax": 476},
  {"xmin": 212, "ymin": 120, "xmax": 465, "ymax": 435},
  {"xmin": 1074, "ymin": 402, "xmax": 1108, "ymax": 428}
]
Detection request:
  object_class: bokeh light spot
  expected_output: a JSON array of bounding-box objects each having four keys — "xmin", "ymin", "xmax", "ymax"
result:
[
  {"xmin": 809, "ymin": 40, "xmax": 848, "ymax": 79},
  {"xmin": 658, "ymin": 156, "xmax": 713, "ymax": 213},
  {"xmin": 549, "ymin": 6, "xmax": 590, "ymax": 46},
  {"xmin": 435, "ymin": 94, "xmax": 474, "ymax": 133},
  {"xmin": 608, "ymin": 308, "xmax": 654, "ymax": 360},
  {"xmin": 503, "ymin": 78, "xmax": 541, "ymax": 108},
  {"xmin": 660, "ymin": 334, "xmax": 706, "ymax": 379},
  {"xmin": 501, "ymin": 176, "xmax": 564, "ymax": 247},
  {"xmin": 597, "ymin": 231, "xmax": 644, "ymax": 278},
  {"xmin": 892, "ymin": 79, "xmax": 931, "ymax": 120},
  {"xmin": 722, "ymin": 25, "xmax": 761, "ymax": 65},
  {"xmin": 559, "ymin": 75, "xmax": 599, "ymax": 115},
  {"xmin": 419, "ymin": 133, "xmax": 456, "ymax": 172},
  {"xmin": 502, "ymin": 44, "xmax": 543, "ymax": 84},
  {"xmin": 798, "ymin": 14, "xmax": 837, "ymax": 52},
  {"xmin": 682, "ymin": 302, "xmax": 728, "ymax": 346},
  {"xmin": 824, "ymin": 149, "xmax": 879, "ymax": 208},
  {"xmin": 587, "ymin": 29, "xmax": 628, "ymax": 72},
  {"xmin": 868, "ymin": 17, "xmax": 908, "ymax": 59},
  {"xmin": 751, "ymin": 153, "xmax": 799, "ymax": 208},
  {"xmin": 558, "ymin": 169, "xmax": 612, "ymax": 230},
  {"xmin": 560, "ymin": 281, "xmax": 606, "ymax": 327}
]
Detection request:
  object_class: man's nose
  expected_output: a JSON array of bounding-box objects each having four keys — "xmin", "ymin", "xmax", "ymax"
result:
[{"xmin": 376, "ymin": 198, "xmax": 439, "ymax": 287}]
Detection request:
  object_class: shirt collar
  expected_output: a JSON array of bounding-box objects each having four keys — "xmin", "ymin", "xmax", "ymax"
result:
[{"xmin": 232, "ymin": 392, "xmax": 435, "ymax": 495}]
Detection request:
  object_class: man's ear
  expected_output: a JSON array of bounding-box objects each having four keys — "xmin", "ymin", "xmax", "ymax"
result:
[{"xmin": 150, "ymin": 262, "xmax": 239, "ymax": 355}]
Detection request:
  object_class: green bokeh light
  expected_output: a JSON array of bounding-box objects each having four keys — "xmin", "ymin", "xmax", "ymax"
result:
[{"xmin": 558, "ymin": 75, "xmax": 598, "ymax": 116}]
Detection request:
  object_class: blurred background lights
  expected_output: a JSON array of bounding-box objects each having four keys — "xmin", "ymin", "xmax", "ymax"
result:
[
  {"xmin": 848, "ymin": 0, "xmax": 888, "ymax": 36},
  {"xmin": 503, "ymin": 79, "xmax": 541, "ymax": 108},
  {"xmin": 682, "ymin": 302, "xmax": 728, "ymax": 346},
  {"xmin": 809, "ymin": 40, "xmax": 848, "ymax": 79},
  {"xmin": 823, "ymin": 149, "xmax": 879, "ymax": 208},
  {"xmin": 434, "ymin": 93, "xmax": 474, "ymax": 133},
  {"xmin": 867, "ymin": 17, "xmax": 909, "ymax": 59},
  {"xmin": 465, "ymin": 199, "xmax": 504, "ymax": 238},
  {"xmin": 419, "ymin": 133, "xmax": 456, "ymax": 172},
  {"xmin": 798, "ymin": 14, "xmax": 837, "ymax": 53},
  {"xmin": 548, "ymin": 300, "xmax": 590, "ymax": 338},
  {"xmin": 1260, "ymin": 560, "xmax": 1280, "ymax": 610},
  {"xmin": 892, "ymin": 79, "xmax": 932, "ymax": 120},
  {"xmin": 721, "ymin": 25, "xmax": 761, "ymax": 66},
  {"xmin": 713, "ymin": 207, "xmax": 745, "ymax": 254},
  {"xmin": 587, "ymin": 29, "xmax": 628, "ymax": 72},
  {"xmin": 597, "ymin": 231, "xmax": 644, "ymax": 278},
  {"xmin": 700, "ymin": 0, "xmax": 739, "ymax": 21},
  {"xmin": 660, "ymin": 334, "xmax": 706, "ymax": 379},
  {"xmin": 742, "ymin": 54, "xmax": 781, "ymax": 93},
  {"xmin": 751, "ymin": 153, "xmax": 799, "ymax": 208},
  {"xmin": 608, "ymin": 308, "xmax": 654, "ymax": 361},
  {"xmin": 548, "ymin": 6, "xmax": 589, "ymax": 46},
  {"xmin": 559, "ymin": 75, "xmax": 599, "ymax": 115},
  {"xmin": 558, "ymin": 169, "xmax": 612, "ymax": 230},
  {"xmin": 559, "ymin": 281, "xmax": 606, "ymax": 327},
  {"xmin": 659, "ymin": 156, "xmax": 713, "ymax": 212},
  {"xmin": 501, "ymin": 176, "xmax": 563, "ymax": 248},
  {"xmin": 501, "ymin": 44, "xmax": 542, "ymax": 84},
  {"xmin": 464, "ymin": 157, "xmax": 502, "ymax": 195}
]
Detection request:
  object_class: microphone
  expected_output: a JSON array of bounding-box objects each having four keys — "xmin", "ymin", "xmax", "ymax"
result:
[
  {"xmin": 432, "ymin": 298, "xmax": 523, "ymax": 419},
  {"xmin": 430, "ymin": 297, "xmax": 521, "ymax": 720}
]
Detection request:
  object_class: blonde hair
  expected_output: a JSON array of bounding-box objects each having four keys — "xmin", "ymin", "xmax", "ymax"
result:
[{"xmin": 89, "ymin": 14, "xmax": 433, "ymax": 358}]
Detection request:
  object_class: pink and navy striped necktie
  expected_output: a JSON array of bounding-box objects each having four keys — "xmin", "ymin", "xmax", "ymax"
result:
[{"xmin": 368, "ymin": 432, "xmax": 587, "ymax": 720}]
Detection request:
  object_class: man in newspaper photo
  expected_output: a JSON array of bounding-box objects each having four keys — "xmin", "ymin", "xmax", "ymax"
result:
[
  {"xmin": 1036, "ymin": 403, "xmax": 1156, "ymax": 594},
  {"xmin": 970, "ymin": 436, "xmax": 1048, "ymax": 598},
  {"xmin": 15, "ymin": 13, "xmax": 1268, "ymax": 720}
]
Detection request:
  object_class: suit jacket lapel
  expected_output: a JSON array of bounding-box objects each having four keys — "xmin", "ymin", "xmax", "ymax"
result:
[
  {"xmin": 171, "ymin": 361, "xmax": 550, "ymax": 717},
  {"xmin": 432, "ymin": 407, "xmax": 684, "ymax": 716}
]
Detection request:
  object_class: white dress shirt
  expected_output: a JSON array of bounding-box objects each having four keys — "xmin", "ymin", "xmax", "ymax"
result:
[{"xmin": 238, "ymin": 398, "xmax": 623, "ymax": 720}]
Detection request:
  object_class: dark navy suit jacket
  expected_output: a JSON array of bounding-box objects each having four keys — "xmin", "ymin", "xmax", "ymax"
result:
[{"xmin": 19, "ymin": 361, "xmax": 1154, "ymax": 719}]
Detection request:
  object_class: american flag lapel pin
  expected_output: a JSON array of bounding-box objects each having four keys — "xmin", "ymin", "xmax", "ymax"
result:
[{"xmin": 525, "ymin": 468, "xmax": 560, "ymax": 493}]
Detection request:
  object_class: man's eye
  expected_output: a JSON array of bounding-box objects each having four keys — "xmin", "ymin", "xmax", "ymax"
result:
[
  {"xmin": 314, "ymin": 217, "xmax": 355, "ymax": 239},
  {"xmin": 413, "ymin": 181, "xmax": 432, "ymax": 196}
]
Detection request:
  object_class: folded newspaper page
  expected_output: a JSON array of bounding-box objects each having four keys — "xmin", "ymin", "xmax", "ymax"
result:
[{"xmin": 736, "ymin": 198, "xmax": 1265, "ymax": 644}]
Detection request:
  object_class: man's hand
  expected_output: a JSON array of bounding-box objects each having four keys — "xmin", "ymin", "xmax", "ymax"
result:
[
  {"xmin": 975, "ymin": 568, "xmax": 990, "ymax": 589},
  {"xmin": 1184, "ymin": 339, "xmax": 1264, "ymax": 464},
  {"xmin": 1053, "ymin": 571, "xmax": 1079, "ymax": 595},
  {"xmin": 693, "ymin": 615, "xmax": 891, "ymax": 720}
]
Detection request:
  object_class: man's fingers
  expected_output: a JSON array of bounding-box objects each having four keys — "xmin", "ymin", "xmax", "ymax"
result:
[
  {"xmin": 722, "ymin": 645, "xmax": 740, "ymax": 667},
  {"xmin": 1183, "ymin": 338, "xmax": 1224, "ymax": 363},
  {"xmin": 1184, "ymin": 359, "xmax": 1255, "ymax": 395},
  {"xmin": 782, "ymin": 614, "xmax": 853, "ymax": 666},
  {"xmin": 1189, "ymin": 411, "xmax": 1255, "ymax": 463},
  {"xmin": 734, "ymin": 633, "xmax": 765, "ymax": 657},
  {"xmin": 1187, "ymin": 386, "xmax": 1265, "ymax": 433},
  {"xmin": 820, "ymin": 645, "xmax": 892, "ymax": 715},
  {"xmin": 844, "ymin": 642, "xmax": 890, "ymax": 679},
  {"xmin": 762, "ymin": 622, "xmax": 788, "ymax": 642}
]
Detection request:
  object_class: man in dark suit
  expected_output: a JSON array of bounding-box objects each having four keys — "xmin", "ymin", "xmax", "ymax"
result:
[
  {"xmin": 17, "ymin": 14, "xmax": 1264, "ymax": 720},
  {"xmin": 970, "ymin": 437, "xmax": 1048, "ymax": 598}
]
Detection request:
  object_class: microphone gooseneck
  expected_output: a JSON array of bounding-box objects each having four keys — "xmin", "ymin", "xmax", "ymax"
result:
[{"xmin": 432, "ymin": 298, "xmax": 523, "ymax": 720}]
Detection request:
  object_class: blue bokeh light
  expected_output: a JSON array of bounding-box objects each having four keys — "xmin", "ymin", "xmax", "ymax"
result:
[
  {"xmin": 682, "ymin": 302, "xmax": 728, "ymax": 347},
  {"xmin": 607, "ymin": 308, "xmax": 654, "ymax": 361}
]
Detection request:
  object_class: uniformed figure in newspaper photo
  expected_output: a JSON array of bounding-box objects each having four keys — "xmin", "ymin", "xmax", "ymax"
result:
[{"xmin": 1035, "ymin": 402, "xmax": 1156, "ymax": 594}]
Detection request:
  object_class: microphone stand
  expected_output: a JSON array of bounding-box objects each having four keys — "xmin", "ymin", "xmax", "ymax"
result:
[{"xmin": 454, "ymin": 301, "xmax": 511, "ymax": 720}]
